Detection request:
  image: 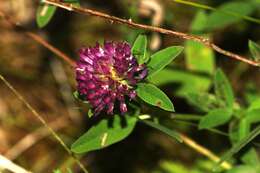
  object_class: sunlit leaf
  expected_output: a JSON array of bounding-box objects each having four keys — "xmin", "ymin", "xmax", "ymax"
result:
[
  {"xmin": 149, "ymin": 68, "xmax": 212, "ymax": 96},
  {"xmin": 131, "ymin": 34, "xmax": 148, "ymax": 64},
  {"xmin": 249, "ymin": 40, "xmax": 260, "ymax": 61},
  {"xmin": 248, "ymin": 98, "xmax": 260, "ymax": 111},
  {"xmin": 185, "ymin": 40, "xmax": 215, "ymax": 73},
  {"xmin": 53, "ymin": 170, "xmax": 62, "ymax": 173},
  {"xmin": 238, "ymin": 118, "xmax": 250, "ymax": 140},
  {"xmin": 241, "ymin": 148, "xmax": 259, "ymax": 166},
  {"xmin": 186, "ymin": 92, "xmax": 222, "ymax": 112},
  {"xmin": 214, "ymin": 69, "xmax": 234, "ymax": 109},
  {"xmin": 184, "ymin": 11, "xmax": 215, "ymax": 94},
  {"xmin": 88, "ymin": 109, "xmax": 94, "ymax": 118},
  {"xmin": 206, "ymin": 2, "xmax": 255, "ymax": 30},
  {"xmin": 185, "ymin": 40, "xmax": 215, "ymax": 92},
  {"xmin": 159, "ymin": 161, "xmax": 189, "ymax": 173},
  {"xmin": 246, "ymin": 109, "xmax": 260, "ymax": 124},
  {"xmin": 73, "ymin": 91, "xmax": 88, "ymax": 103},
  {"xmin": 71, "ymin": 114, "xmax": 137, "ymax": 153},
  {"xmin": 147, "ymin": 46, "xmax": 183, "ymax": 77},
  {"xmin": 136, "ymin": 83, "xmax": 174, "ymax": 112},
  {"xmin": 36, "ymin": 4, "xmax": 57, "ymax": 28},
  {"xmin": 190, "ymin": 10, "xmax": 208, "ymax": 33}
]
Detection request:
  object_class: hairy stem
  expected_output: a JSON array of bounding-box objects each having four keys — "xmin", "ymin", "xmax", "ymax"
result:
[{"xmin": 43, "ymin": 0, "xmax": 260, "ymax": 67}]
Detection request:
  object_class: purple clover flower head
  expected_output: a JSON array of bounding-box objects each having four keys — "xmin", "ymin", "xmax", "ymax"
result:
[{"xmin": 76, "ymin": 41, "xmax": 148, "ymax": 115}]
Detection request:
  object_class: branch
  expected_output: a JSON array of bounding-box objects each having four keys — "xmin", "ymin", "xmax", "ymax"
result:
[
  {"xmin": 141, "ymin": 117, "xmax": 232, "ymax": 170},
  {"xmin": 0, "ymin": 74, "xmax": 88, "ymax": 173},
  {"xmin": 43, "ymin": 0, "xmax": 260, "ymax": 67},
  {"xmin": 5, "ymin": 117, "xmax": 69, "ymax": 160},
  {"xmin": 0, "ymin": 10, "xmax": 75, "ymax": 67},
  {"xmin": 0, "ymin": 154, "xmax": 32, "ymax": 173},
  {"xmin": 180, "ymin": 133, "xmax": 232, "ymax": 170}
]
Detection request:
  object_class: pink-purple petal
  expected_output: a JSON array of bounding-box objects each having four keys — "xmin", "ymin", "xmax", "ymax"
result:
[{"xmin": 76, "ymin": 41, "xmax": 147, "ymax": 115}]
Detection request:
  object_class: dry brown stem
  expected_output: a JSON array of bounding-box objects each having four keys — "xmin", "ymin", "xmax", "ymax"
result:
[
  {"xmin": 43, "ymin": 0, "xmax": 260, "ymax": 67},
  {"xmin": 0, "ymin": 10, "xmax": 75, "ymax": 67}
]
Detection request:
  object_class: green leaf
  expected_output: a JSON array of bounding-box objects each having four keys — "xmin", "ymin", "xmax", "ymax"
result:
[
  {"xmin": 141, "ymin": 120, "xmax": 183, "ymax": 142},
  {"xmin": 67, "ymin": 168, "xmax": 73, "ymax": 173},
  {"xmin": 214, "ymin": 69, "xmax": 234, "ymax": 109},
  {"xmin": 136, "ymin": 83, "xmax": 174, "ymax": 112},
  {"xmin": 87, "ymin": 109, "xmax": 94, "ymax": 118},
  {"xmin": 238, "ymin": 118, "xmax": 250, "ymax": 140},
  {"xmin": 206, "ymin": 2, "xmax": 255, "ymax": 30},
  {"xmin": 185, "ymin": 41, "xmax": 215, "ymax": 91},
  {"xmin": 246, "ymin": 109, "xmax": 260, "ymax": 124},
  {"xmin": 241, "ymin": 148, "xmax": 260, "ymax": 166},
  {"xmin": 249, "ymin": 40, "xmax": 260, "ymax": 61},
  {"xmin": 159, "ymin": 161, "xmax": 189, "ymax": 173},
  {"xmin": 186, "ymin": 92, "xmax": 222, "ymax": 112},
  {"xmin": 71, "ymin": 114, "xmax": 137, "ymax": 153},
  {"xmin": 248, "ymin": 98, "xmax": 260, "ymax": 111},
  {"xmin": 229, "ymin": 121, "xmax": 240, "ymax": 144},
  {"xmin": 185, "ymin": 41, "xmax": 215, "ymax": 74},
  {"xmin": 36, "ymin": 4, "xmax": 57, "ymax": 28},
  {"xmin": 73, "ymin": 91, "xmax": 88, "ymax": 103},
  {"xmin": 147, "ymin": 46, "xmax": 183, "ymax": 77},
  {"xmin": 190, "ymin": 10, "xmax": 208, "ymax": 33},
  {"xmin": 226, "ymin": 166, "xmax": 257, "ymax": 173},
  {"xmin": 131, "ymin": 34, "xmax": 148, "ymax": 64},
  {"xmin": 149, "ymin": 68, "xmax": 212, "ymax": 96},
  {"xmin": 245, "ymin": 83, "xmax": 260, "ymax": 104},
  {"xmin": 185, "ymin": 11, "xmax": 215, "ymax": 93},
  {"xmin": 53, "ymin": 168, "xmax": 74, "ymax": 173},
  {"xmin": 199, "ymin": 108, "xmax": 232, "ymax": 129},
  {"xmin": 73, "ymin": 91, "xmax": 81, "ymax": 100},
  {"xmin": 53, "ymin": 170, "xmax": 62, "ymax": 173}
]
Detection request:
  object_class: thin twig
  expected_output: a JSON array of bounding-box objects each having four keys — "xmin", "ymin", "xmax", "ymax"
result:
[
  {"xmin": 0, "ymin": 10, "xmax": 75, "ymax": 67},
  {"xmin": 0, "ymin": 154, "xmax": 32, "ymax": 173},
  {"xmin": 5, "ymin": 116, "xmax": 69, "ymax": 160},
  {"xmin": 142, "ymin": 118, "xmax": 232, "ymax": 170},
  {"xmin": 43, "ymin": 0, "xmax": 260, "ymax": 67},
  {"xmin": 180, "ymin": 133, "xmax": 232, "ymax": 170},
  {"xmin": 0, "ymin": 74, "xmax": 89, "ymax": 173}
]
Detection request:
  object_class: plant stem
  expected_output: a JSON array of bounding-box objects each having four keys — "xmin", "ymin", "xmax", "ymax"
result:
[
  {"xmin": 0, "ymin": 11, "xmax": 75, "ymax": 67},
  {"xmin": 216, "ymin": 125, "xmax": 260, "ymax": 169},
  {"xmin": 0, "ymin": 154, "xmax": 32, "ymax": 173},
  {"xmin": 42, "ymin": 0, "xmax": 260, "ymax": 67},
  {"xmin": 170, "ymin": 113, "xmax": 201, "ymax": 121},
  {"xmin": 172, "ymin": 119, "xmax": 229, "ymax": 136},
  {"xmin": 180, "ymin": 133, "xmax": 232, "ymax": 170},
  {"xmin": 141, "ymin": 119, "xmax": 232, "ymax": 170},
  {"xmin": 0, "ymin": 74, "xmax": 89, "ymax": 173}
]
